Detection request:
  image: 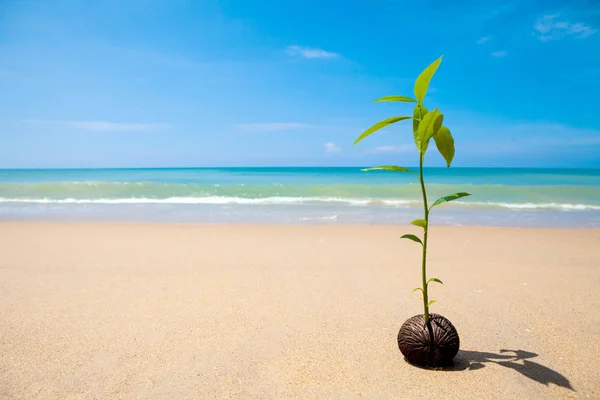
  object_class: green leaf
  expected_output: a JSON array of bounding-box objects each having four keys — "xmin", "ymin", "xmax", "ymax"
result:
[
  {"xmin": 417, "ymin": 109, "xmax": 443, "ymax": 153},
  {"xmin": 412, "ymin": 104, "xmax": 428, "ymax": 150},
  {"xmin": 410, "ymin": 287, "xmax": 424, "ymax": 298},
  {"xmin": 427, "ymin": 300, "xmax": 437, "ymax": 307},
  {"xmin": 427, "ymin": 277, "xmax": 444, "ymax": 285},
  {"xmin": 433, "ymin": 126, "xmax": 455, "ymax": 167},
  {"xmin": 432, "ymin": 192, "xmax": 471, "ymax": 207},
  {"xmin": 410, "ymin": 219, "xmax": 427, "ymax": 229},
  {"xmin": 354, "ymin": 116, "xmax": 412, "ymax": 145},
  {"xmin": 401, "ymin": 234, "xmax": 423, "ymax": 245},
  {"xmin": 362, "ymin": 166, "xmax": 413, "ymax": 173},
  {"xmin": 373, "ymin": 95, "xmax": 417, "ymax": 103},
  {"xmin": 414, "ymin": 55, "xmax": 443, "ymax": 104}
]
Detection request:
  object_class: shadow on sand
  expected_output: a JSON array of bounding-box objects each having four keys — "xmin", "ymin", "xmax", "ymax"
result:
[{"xmin": 444, "ymin": 349, "xmax": 573, "ymax": 391}]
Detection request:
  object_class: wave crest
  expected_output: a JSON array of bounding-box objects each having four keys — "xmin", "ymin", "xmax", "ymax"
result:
[{"xmin": 0, "ymin": 196, "xmax": 598, "ymax": 211}]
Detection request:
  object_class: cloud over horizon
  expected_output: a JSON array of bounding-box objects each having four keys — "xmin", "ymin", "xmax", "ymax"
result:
[
  {"xmin": 325, "ymin": 142, "xmax": 341, "ymax": 153},
  {"xmin": 535, "ymin": 14, "xmax": 597, "ymax": 41},
  {"xmin": 286, "ymin": 45, "xmax": 339, "ymax": 59}
]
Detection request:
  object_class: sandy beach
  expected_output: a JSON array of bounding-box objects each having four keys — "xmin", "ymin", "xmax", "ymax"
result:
[{"xmin": 1, "ymin": 222, "xmax": 599, "ymax": 399}]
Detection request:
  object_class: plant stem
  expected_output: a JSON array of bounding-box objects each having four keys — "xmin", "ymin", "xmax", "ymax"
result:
[{"xmin": 419, "ymin": 153, "xmax": 430, "ymax": 323}]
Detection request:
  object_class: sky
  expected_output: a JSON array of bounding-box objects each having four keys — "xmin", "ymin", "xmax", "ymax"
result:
[{"xmin": 0, "ymin": 0, "xmax": 599, "ymax": 168}]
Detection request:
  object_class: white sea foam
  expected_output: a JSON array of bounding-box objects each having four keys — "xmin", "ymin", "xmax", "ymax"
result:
[
  {"xmin": 464, "ymin": 201, "xmax": 600, "ymax": 211},
  {"xmin": 299, "ymin": 215, "xmax": 339, "ymax": 221},
  {"xmin": 0, "ymin": 197, "xmax": 598, "ymax": 211}
]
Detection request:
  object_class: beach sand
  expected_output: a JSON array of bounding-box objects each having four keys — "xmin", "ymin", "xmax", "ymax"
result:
[{"xmin": 1, "ymin": 222, "xmax": 599, "ymax": 399}]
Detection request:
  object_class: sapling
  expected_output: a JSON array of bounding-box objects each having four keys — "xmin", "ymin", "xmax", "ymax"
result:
[{"xmin": 353, "ymin": 55, "xmax": 471, "ymax": 367}]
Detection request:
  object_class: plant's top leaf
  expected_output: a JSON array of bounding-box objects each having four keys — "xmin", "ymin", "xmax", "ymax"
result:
[
  {"xmin": 362, "ymin": 166, "xmax": 413, "ymax": 173},
  {"xmin": 401, "ymin": 234, "xmax": 423, "ymax": 245},
  {"xmin": 373, "ymin": 95, "xmax": 416, "ymax": 103},
  {"xmin": 414, "ymin": 55, "xmax": 443, "ymax": 103},
  {"xmin": 353, "ymin": 116, "xmax": 411, "ymax": 145},
  {"xmin": 417, "ymin": 109, "xmax": 443, "ymax": 153},
  {"xmin": 432, "ymin": 192, "xmax": 471, "ymax": 207},
  {"xmin": 410, "ymin": 219, "xmax": 427, "ymax": 229},
  {"xmin": 433, "ymin": 126, "xmax": 455, "ymax": 167}
]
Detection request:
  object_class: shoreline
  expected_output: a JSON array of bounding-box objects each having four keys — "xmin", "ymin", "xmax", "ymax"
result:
[
  {"xmin": 2, "ymin": 220, "xmax": 600, "ymax": 232},
  {"xmin": 2, "ymin": 220, "xmax": 600, "ymax": 230},
  {"xmin": 1, "ymin": 222, "xmax": 599, "ymax": 398}
]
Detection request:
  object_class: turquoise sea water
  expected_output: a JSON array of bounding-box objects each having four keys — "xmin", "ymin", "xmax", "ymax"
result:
[{"xmin": 0, "ymin": 167, "xmax": 599, "ymax": 227}]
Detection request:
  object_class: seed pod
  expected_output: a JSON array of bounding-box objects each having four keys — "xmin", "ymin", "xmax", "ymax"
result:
[{"xmin": 397, "ymin": 313, "xmax": 460, "ymax": 367}]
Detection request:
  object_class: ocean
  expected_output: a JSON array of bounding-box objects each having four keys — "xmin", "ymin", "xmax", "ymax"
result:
[{"xmin": 0, "ymin": 167, "xmax": 599, "ymax": 227}]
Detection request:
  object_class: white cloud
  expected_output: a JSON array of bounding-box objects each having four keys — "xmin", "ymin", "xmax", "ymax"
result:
[
  {"xmin": 22, "ymin": 119, "xmax": 170, "ymax": 132},
  {"xmin": 65, "ymin": 121, "xmax": 170, "ymax": 132},
  {"xmin": 286, "ymin": 45, "xmax": 339, "ymax": 59},
  {"xmin": 477, "ymin": 36, "xmax": 491, "ymax": 44},
  {"xmin": 491, "ymin": 50, "xmax": 507, "ymax": 58},
  {"xmin": 535, "ymin": 14, "xmax": 597, "ymax": 41},
  {"xmin": 325, "ymin": 142, "xmax": 341, "ymax": 153},
  {"xmin": 368, "ymin": 144, "xmax": 414, "ymax": 154}
]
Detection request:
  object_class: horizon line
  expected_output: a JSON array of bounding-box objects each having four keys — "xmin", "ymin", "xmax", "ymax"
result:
[{"xmin": 1, "ymin": 166, "xmax": 599, "ymax": 171}]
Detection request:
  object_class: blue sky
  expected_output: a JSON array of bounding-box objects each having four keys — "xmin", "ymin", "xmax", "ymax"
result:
[{"xmin": 0, "ymin": 0, "xmax": 599, "ymax": 168}]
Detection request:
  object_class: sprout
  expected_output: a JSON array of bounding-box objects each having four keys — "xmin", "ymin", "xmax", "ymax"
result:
[{"xmin": 353, "ymin": 55, "xmax": 471, "ymax": 367}]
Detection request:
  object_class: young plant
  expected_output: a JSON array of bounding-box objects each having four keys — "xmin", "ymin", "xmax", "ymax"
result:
[{"xmin": 353, "ymin": 55, "xmax": 471, "ymax": 367}]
